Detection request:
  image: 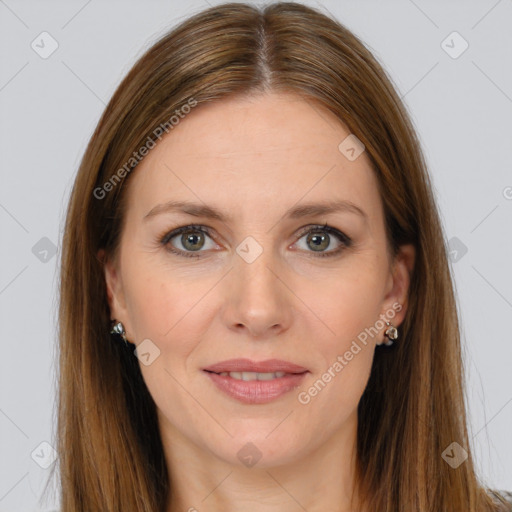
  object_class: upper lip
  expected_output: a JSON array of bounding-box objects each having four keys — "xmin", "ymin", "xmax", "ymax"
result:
[{"xmin": 203, "ymin": 358, "xmax": 309, "ymax": 374}]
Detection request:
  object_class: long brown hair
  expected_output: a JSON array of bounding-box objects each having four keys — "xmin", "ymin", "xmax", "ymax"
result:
[{"xmin": 49, "ymin": 2, "xmax": 503, "ymax": 510}]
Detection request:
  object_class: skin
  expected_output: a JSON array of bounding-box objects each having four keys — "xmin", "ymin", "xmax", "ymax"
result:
[{"xmin": 102, "ymin": 92, "xmax": 415, "ymax": 512}]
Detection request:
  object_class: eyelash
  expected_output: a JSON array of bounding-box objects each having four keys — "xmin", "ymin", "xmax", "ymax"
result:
[{"xmin": 158, "ymin": 223, "xmax": 352, "ymax": 259}]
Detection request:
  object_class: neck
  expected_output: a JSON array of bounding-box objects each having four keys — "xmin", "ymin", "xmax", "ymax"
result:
[{"xmin": 162, "ymin": 411, "xmax": 365, "ymax": 512}]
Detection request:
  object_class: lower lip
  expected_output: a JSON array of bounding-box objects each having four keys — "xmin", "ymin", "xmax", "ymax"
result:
[{"xmin": 204, "ymin": 371, "xmax": 308, "ymax": 404}]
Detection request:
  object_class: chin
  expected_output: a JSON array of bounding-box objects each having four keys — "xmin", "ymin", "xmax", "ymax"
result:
[{"xmin": 207, "ymin": 426, "xmax": 308, "ymax": 470}]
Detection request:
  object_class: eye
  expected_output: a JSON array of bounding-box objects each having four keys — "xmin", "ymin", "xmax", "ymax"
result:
[
  {"xmin": 293, "ymin": 223, "xmax": 352, "ymax": 258},
  {"xmin": 160, "ymin": 225, "xmax": 217, "ymax": 258},
  {"xmin": 159, "ymin": 223, "xmax": 352, "ymax": 259}
]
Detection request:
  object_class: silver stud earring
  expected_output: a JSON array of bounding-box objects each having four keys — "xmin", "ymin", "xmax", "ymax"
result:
[
  {"xmin": 110, "ymin": 319, "xmax": 129, "ymax": 347},
  {"xmin": 383, "ymin": 321, "xmax": 398, "ymax": 346}
]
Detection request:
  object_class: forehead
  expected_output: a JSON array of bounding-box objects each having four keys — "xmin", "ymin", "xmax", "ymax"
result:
[{"xmin": 124, "ymin": 92, "xmax": 382, "ymax": 225}]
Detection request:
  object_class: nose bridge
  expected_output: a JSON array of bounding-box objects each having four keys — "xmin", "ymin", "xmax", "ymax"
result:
[
  {"xmin": 235, "ymin": 236, "xmax": 282, "ymax": 303},
  {"xmin": 224, "ymin": 235, "xmax": 291, "ymax": 335}
]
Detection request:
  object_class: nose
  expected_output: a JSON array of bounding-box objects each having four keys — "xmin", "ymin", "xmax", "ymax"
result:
[{"xmin": 221, "ymin": 245, "xmax": 293, "ymax": 339}]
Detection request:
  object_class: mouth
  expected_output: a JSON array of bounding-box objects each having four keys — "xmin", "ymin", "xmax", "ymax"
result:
[
  {"xmin": 204, "ymin": 370, "xmax": 300, "ymax": 380},
  {"xmin": 202, "ymin": 359, "xmax": 309, "ymax": 404},
  {"xmin": 202, "ymin": 358, "xmax": 309, "ymax": 374}
]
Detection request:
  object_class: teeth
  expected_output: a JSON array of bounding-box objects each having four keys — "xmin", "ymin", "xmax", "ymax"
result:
[{"xmin": 218, "ymin": 371, "xmax": 287, "ymax": 380}]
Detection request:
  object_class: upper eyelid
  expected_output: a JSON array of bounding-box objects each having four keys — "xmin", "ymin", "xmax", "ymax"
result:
[{"xmin": 162, "ymin": 224, "xmax": 216, "ymax": 243}]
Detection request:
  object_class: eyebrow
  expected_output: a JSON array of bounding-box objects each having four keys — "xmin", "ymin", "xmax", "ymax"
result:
[{"xmin": 144, "ymin": 199, "xmax": 368, "ymax": 223}]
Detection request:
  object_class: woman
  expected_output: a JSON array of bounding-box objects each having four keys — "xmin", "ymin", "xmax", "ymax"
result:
[{"xmin": 50, "ymin": 2, "xmax": 511, "ymax": 511}]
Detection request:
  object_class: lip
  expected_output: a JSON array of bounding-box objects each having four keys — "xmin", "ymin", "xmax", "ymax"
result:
[
  {"xmin": 202, "ymin": 359, "xmax": 309, "ymax": 405},
  {"xmin": 202, "ymin": 358, "xmax": 309, "ymax": 374},
  {"xmin": 205, "ymin": 371, "xmax": 308, "ymax": 404}
]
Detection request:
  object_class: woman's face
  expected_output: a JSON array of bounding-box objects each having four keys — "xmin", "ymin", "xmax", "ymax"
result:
[{"xmin": 104, "ymin": 92, "xmax": 414, "ymax": 469}]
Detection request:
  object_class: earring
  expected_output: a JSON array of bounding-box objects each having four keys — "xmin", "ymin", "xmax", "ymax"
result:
[
  {"xmin": 110, "ymin": 319, "xmax": 129, "ymax": 347},
  {"xmin": 383, "ymin": 321, "xmax": 398, "ymax": 346}
]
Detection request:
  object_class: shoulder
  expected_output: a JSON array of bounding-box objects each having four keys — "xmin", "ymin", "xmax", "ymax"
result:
[{"xmin": 487, "ymin": 489, "xmax": 512, "ymax": 510}]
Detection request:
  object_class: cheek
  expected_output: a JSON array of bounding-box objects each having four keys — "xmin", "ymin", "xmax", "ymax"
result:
[
  {"xmin": 297, "ymin": 316, "xmax": 376, "ymax": 432},
  {"xmin": 292, "ymin": 258, "xmax": 384, "ymax": 412},
  {"xmin": 120, "ymin": 251, "xmax": 193, "ymax": 343},
  {"xmin": 124, "ymin": 273, "xmax": 176, "ymax": 340},
  {"xmin": 121, "ymin": 262, "xmax": 214, "ymax": 429},
  {"xmin": 295, "ymin": 256, "xmax": 386, "ymax": 345}
]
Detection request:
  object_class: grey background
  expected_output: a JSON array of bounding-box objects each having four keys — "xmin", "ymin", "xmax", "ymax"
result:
[{"xmin": 0, "ymin": 0, "xmax": 511, "ymax": 510}]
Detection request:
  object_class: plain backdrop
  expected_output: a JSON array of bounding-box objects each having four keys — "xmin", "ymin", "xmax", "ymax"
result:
[{"xmin": 0, "ymin": 0, "xmax": 511, "ymax": 510}]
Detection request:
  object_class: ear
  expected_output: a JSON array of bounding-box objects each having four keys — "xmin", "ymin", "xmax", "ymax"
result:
[
  {"xmin": 377, "ymin": 243, "xmax": 415, "ymax": 344},
  {"xmin": 97, "ymin": 248, "xmax": 129, "ymax": 324}
]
